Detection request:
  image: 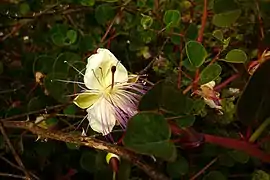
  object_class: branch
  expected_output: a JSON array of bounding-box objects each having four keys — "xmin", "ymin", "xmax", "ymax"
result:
[
  {"xmin": 1, "ymin": 120, "xmax": 169, "ymax": 180},
  {"xmin": 204, "ymin": 134, "xmax": 270, "ymax": 163},
  {"xmin": 0, "ymin": 123, "xmax": 31, "ymax": 180},
  {"xmin": 197, "ymin": 0, "xmax": 208, "ymax": 43},
  {"xmin": 190, "ymin": 157, "xmax": 218, "ymax": 180}
]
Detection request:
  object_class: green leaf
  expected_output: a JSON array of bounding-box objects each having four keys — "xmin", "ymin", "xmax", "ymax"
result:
[
  {"xmin": 185, "ymin": 23, "xmax": 198, "ymax": 40},
  {"xmin": 44, "ymin": 72, "xmax": 70, "ymax": 103},
  {"xmin": 95, "ymin": 4, "xmax": 115, "ymax": 25},
  {"xmin": 223, "ymin": 49, "xmax": 247, "ymax": 63},
  {"xmin": 34, "ymin": 142, "xmax": 55, "ymax": 157},
  {"xmin": 20, "ymin": 3, "xmax": 30, "ymax": 15},
  {"xmin": 237, "ymin": 60, "xmax": 270, "ymax": 125},
  {"xmin": 118, "ymin": 160, "xmax": 131, "ymax": 180},
  {"xmin": 163, "ymin": 10, "xmax": 181, "ymax": 28},
  {"xmin": 102, "ymin": 0, "xmax": 119, "ymax": 2},
  {"xmin": 28, "ymin": 97, "xmax": 45, "ymax": 112},
  {"xmin": 141, "ymin": 15, "xmax": 153, "ymax": 29},
  {"xmin": 66, "ymin": 142, "xmax": 80, "ymax": 150},
  {"xmin": 229, "ymin": 150, "xmax": 249, "ymax": 164},
  {"xmin": 186, "ymin": 41, "xmax": 207, "ymax": 67},
  {"xmin": 213, "ymin": 30, "xmax": 223, "ymax": 41},
  {"xmin": 79, "ymin": 35, "xmax": 95, "ymax": 52},
  {"xmin": 80, "ymin": 151, "xmax": 97, "ymax": 172},
  {"xmin": 123, "ymin": 112, "xmax": 177, "ymax": 161},
  {"xmin": 139, "ymin": 80, "xmax": 194, "ymax": 115},
  {"xmin": 218, "ymin": 153, "xmax": 235, "ymax": 167},
  {"xmin": 51, "ymin": 34, "xmax": 65, "ymax": 46},
  {"xmin": 212, "ymin": 10, "xmax": 241, "ymax": 27},
  {"xmin": 174, "ymin": 116, "xmax": 195, "ymax": 128},
  {"xmin": 33, "ymin": 55, "xmax": 55, "ymax": 74},
  {"xmin": 161, "ymin": 85, "xmax": 194, "ymax": 115},
  {"xmin": 53, "ymin": 52, "xmax": 81, "ymax": 73},
  {"xmin": 213, "ymin": 0, "xmax": 239, "ymax": 14},
  {"xmin": 199, "ymin": 63, "xmax": 222, "ymax": 84},
  {"xmin": 80, "ymin": 0, "xmax": 95, "ymax": 6},
  {"xmin": 182, "ymin": 59, "xmax": 197, "ymax": 71},
  {"xmin": 45, "ymin": 117, "xmax": 58, "ymax": 126},
  {"xmin": 252, "ymin": 170, "xmax": 270, "ymax": 180},
  {"xmin": 66, "ymin": 30, "xmax": 77, "ymax": 44},
  {"xmin": 139, "ymin": 81, "xmax": 163, "ymax": 111},
  {"xmin": 63, "ymin": 104, "xmax": 77, "ymax": 115},
  {"xmin": 203, "ymin": 171, "xmax": 227, "ymax": 180},
  {"xmin": 166, "ymin": 156, "xmax": 189, "ymax": 178}
]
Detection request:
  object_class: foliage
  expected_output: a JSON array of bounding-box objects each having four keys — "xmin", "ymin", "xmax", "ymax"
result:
[{"xmin": 1, "ymin": 0, "xmax": 270, "ymax": 179}]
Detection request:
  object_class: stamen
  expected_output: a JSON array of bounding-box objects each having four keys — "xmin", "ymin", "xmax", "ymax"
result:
[
  {"xmin": 53, "ymin": 79, "xmax": 85, "ymax": 85},
  {"xmin": 99, "ymin": 67, "xmax": 104, "ymax": 78},
  {"xmin": 64, "ymin": 61, "xmax": 85, "ymax": 77},
  {"xmin": 111, "ymin": 65, "xmax": 116, "ymax": 90},
  {"xmin": 92, "ymin": 69, "xmax": 103, "ymax": 87}
]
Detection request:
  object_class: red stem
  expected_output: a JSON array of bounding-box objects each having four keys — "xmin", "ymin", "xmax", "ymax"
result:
[
  {"xmin": 197, "ymin": 0, "xmax": 208, "ymax": 43},
  {"xmin": 214, "ymin": 73, "xmax": 240, "ymax": 91},
  {"xmin": 204, "ymin": 134, "xmax": 270, "ymax": 163}
]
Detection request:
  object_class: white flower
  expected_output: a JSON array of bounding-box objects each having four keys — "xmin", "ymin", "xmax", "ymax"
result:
[
  {"xmin": 194, "ymin": 81, "xmax": 222, "ymax": 110},
  {"xmin": 73, "ymin": 48, "xmax": 145, "ymax": 135}
]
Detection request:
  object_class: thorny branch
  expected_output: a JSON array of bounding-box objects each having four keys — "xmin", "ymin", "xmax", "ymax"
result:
[{"xmin": 1, "ymin": 120, "xmax": 170, "ymax": 180}]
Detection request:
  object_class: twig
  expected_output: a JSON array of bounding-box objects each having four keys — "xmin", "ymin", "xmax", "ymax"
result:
[
  {"xmin": 2, "ymin": 120, "xmax": 170, "ymax": 180},
  {"xmin": 189, "ymin": 157, "xmax": 218, "ymax": 180},
  {"xmin": 0, "ymin": 156, "xmax": 39, "ymax": 180},
  {"xmin": 1, "ymin": 103, "xmax": 70, "ymax": 121},
  {"xmin": 100, "ymin": 14, "xmax": 118, "ymax": 43},
  {"xmin": 0, "ymin": 123, "xmax": 31, "ymax": 180},
  {"xmin": 197, "ymin": 0, "xmax": 208, "ymax": 42},
  {"xmin": 255, "ymin": 0, "xmax": 264, "ymax": 40},
  {"xmin": 214, "ymin": 73, "xmax": 240, "ymax": 91},
  {"xmin": 0, "ymin": 172, "xmax": 27, "ymax": 179}
]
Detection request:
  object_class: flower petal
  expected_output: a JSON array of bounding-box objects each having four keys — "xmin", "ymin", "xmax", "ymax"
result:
[
  {"xmin": 203, "ymin": 98, "xmax": 222, "ymax": 110},
  {"xmin": 84, "ymin": 48, "xmax": 128, "ymax": 90},
  {"xmin": 86, "ymin": 97, "xmax": 116, "ymax": 135},
  {"xmin": 73, "ymin": 92, "xmax": 100, "ymax": 109}
]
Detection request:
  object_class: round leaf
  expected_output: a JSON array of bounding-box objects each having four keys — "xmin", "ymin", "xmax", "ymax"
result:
[
  {"xmin": 229, "ymin": 150, "xmax": 249, "ymax": 164},
  {"xmin": 44, "ymin": 72, "xmax": 70, "ymax": 103},
  {"xmin": 166, "ymin": 156, "xmax": 189, "ymax": 178},
  {"xmin": 218, "ymin": 153, "xmax": 235, "ymax": 167},
  {"xmin": 80, "ymin": 152, "xmax": 97, "ymax": 172},
  {"xmin": 163, "ymin": 10, "xmax": 181, "ymax": 28},
  {"xmin": 252, "ymin": 170, "xmax": 270, "ymax": 180},
  {"xmin": 51, "ymin": 33, "xmax": 66, "ymax": 46},
  {"xmin": 174, "ymin": 116, "xmax": 195, "ymax": 128},
  {"xmin": 213, "ymin": 30, "xmax": 224, "ymax": 41},
  {"xmin": 237, "ymin": 60, "xmax": 270, "ymax": 125},
  {"xmin": 33, "ymin": 55, "xmax": 55, "ymax": 74},
  {"xmin": 80, "ymin": 0, "xmax": 95, "ymax": 6},
  {"xmin": 186, "ymin": 41, "xmax": 207, "ymax": 67},
  {"xmin": 185, "ymin": 23, "xmax": 198, "ymax": 40},
  {"xmin": 141, "ymin": 15, "xmax": 153, "ymax": 29},
  {"xmin": 203, "ymin": 171, "xmax": 227, "ymax": 180},
  {"xmin": 63, "ymin": 104, "xmax": 77, "ymax": 115},
  {"xmin": 53, "ymin": 52, "xmax": 81, "ymax": 73},
  {"xmin": 123, "ymin": 112, "xmax": 177, "ymax": 161},
  {"xmin": 95, "ymin": 4, "xmax": 115, "ymax": 25},
  {"xmin": 212, "ymin": 10, "xmax": 241, "ymax": 27},
  {"xmin": 199, "ymin": 63, "xmax": 222, "ymax": 84},
  {"xmin": 224, "ymin": 49, "xmax": 247, "ymax": 63},
  {"xmin": 66, "ymin": 30, "xmax": 77, "ymax": 44},
  {"xmin": 213, "ymin": 0, "xmax": 239, "ymax": 14},
  {"xmin": 20, "ymin": 3, "xmax": 30, "ymax": 15}
]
